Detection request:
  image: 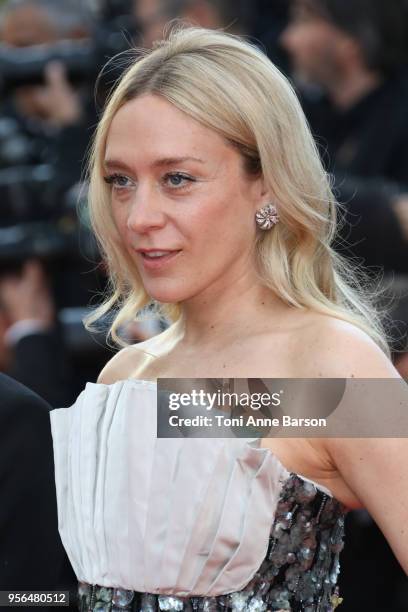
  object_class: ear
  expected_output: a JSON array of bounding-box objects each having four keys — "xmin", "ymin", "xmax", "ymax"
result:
[{"xmin": 250, "ymin": 172, "xmax": 275, "ymax": 213}]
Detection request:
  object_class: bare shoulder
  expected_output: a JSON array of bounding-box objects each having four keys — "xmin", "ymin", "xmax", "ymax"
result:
[
  {"xmin": 293, "ymin": 312, "xmax": 400, "ymax": 378},
  {"xmin": 97, "ymin": 325, "xmax": 177, "ymax": 384},
  {"xmin": 97, "ymin": 344, "xmax": 151, "ymax": 385}
]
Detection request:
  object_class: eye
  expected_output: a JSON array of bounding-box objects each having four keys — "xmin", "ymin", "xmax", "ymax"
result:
[
  {"xmin": 103, "ymin": 173, "xmax": 134, "ymax": 190},
  {"xmin": 163, "ymin": 172, "xmax": 195, "ymax": 189}
]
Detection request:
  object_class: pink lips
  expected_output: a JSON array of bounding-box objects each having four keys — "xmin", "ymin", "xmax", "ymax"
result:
[{"xmin": 136, "ymin": 249, "xmax": 182, "ymax": 271}]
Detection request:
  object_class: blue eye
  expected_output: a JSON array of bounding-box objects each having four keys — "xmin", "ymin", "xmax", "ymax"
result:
[
  {"xmin": 103, "ymin": 172, "xmax": 195, "ymax": 192},
  {"xmin": 165, "ymin": 173, "xmax": 195, "ymax": 188},
  {"xmin": 103, "ymin": 174, "xmax": 133, "ymax": 189}
]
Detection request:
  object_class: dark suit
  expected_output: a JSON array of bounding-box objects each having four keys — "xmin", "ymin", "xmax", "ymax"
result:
[
  {"xmin": 0, "ymin": 374, "xmax": 77, "ymax": 606},
  {"xmin": 8, "ymin": 329, "xmax": 75, "ymax": 408}
]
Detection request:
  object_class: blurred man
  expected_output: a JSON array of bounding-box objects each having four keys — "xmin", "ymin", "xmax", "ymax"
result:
[{"xmin": 281, "ymin": 0, "xmax": 408, "ymax": 272}]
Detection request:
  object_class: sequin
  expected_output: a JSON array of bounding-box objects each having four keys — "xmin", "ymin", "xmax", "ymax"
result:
[
  {"xmin": 201, "ymin": 597, "xmax": 219, "ymax": 612},
  {"xmin": 140, "ymin": 593, "xmax": 157, "ymax": 612},
  {"xmin": 158, "ymin": 595, "xmax": 185, "ymax": 611},
  {"xmin": 77, "ymin": 474, "xmax": 347, "ymax": 612},
  {"xmin": 94, "ymin": 604, "xmax": 110, "ymax": 612},
  {"xmin": 247, "ymin": 596, "xmax": 267, "ymax": 612},
  {"xmin": 113, "ymin": 588, "xmax": 135, "ymax": 607},
  {"xmin": 78, "ymin": 581, "xmax": 91, "ymax": 608},
  {"xmin": 97, "ymin": 588, "xmax": 113, "ymax": 603}
]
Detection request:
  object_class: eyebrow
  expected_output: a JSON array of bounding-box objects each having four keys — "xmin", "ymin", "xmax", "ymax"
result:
[{"xmin": 103, "ymin": 156, "xmax": 206, "ymax": 171}]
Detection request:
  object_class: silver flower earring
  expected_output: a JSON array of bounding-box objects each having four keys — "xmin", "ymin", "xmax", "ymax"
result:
[{"xmin": 255, "ymin": 203, "xmax": 279, "ymax": 230}]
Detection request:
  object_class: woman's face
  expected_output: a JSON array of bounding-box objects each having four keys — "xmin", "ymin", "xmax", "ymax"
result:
[{"xmin": 103, "ymin": 94, "xmax": 269, "ymax": 304}]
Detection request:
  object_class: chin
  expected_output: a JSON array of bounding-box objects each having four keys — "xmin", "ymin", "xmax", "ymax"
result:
[{"xmin": 143, "ymin": 280, "xmax": 193, "ymax": 305}]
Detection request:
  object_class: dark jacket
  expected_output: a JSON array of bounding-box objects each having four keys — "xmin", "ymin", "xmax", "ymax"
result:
[{"xmin": 0, "ymin": 373, "xmax": 76, "ymax": 605}]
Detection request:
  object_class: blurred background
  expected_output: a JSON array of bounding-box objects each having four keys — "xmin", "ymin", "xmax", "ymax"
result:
[{"xmin": 0, "ymin": 0, "xmax": 407, "ymax": 609}]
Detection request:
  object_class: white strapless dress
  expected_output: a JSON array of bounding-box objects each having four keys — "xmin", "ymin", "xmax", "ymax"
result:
[{"xmin": 49, "ymin": 379, "xmax": 338, "ymax": 604}]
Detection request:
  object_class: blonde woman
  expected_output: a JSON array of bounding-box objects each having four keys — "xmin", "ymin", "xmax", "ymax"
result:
[{"xmin": 50, "ymin": 27, "xmax": 408, "ymax": 611}]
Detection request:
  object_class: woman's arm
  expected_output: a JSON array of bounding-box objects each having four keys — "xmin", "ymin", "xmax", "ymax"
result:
[
  {"xmin": 314, "ymin": 319, "xmax": 408, "ymax": 573},
  {"xmin": 328, "ymin": 436, "xmax": 408, "ymax": 574}
]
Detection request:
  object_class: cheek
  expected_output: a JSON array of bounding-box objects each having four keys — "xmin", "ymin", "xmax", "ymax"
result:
[
  {"xmin": 186, "ymin": 198, "xmax": 234, "ymax": 243},
  {"xmin": 110, "ymin": 203, "xmax": 132, "ymax": 250},
  {"xmin": 189, "ymin": 198, "xmax": 254, "ymax": 259},
  {"xmin": 110, "ymin": 201, "xmax": 127, "ymax": 234}
]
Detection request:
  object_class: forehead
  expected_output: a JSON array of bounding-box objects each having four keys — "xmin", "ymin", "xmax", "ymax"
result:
[{"xmin": 104, "ymin": 94, "xmax": 230, "ymax": 163}]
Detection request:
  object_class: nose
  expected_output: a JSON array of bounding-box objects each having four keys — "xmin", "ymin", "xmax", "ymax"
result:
[{"xmin": 126, "ymin": 186, "xmax": 166, "ymax": 234}]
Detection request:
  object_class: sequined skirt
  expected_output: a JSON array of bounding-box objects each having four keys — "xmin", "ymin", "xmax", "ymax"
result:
[
  {"xmin": 77, "ymin": 581, "xmax": 343, "ymax": 612},
  {"xmin": 76, "ymin": 475, "xmax": 346, "ymax": 612},
  {"xmin": 77, "ymin": 583, "xmax": 266, "ymax": 612}
]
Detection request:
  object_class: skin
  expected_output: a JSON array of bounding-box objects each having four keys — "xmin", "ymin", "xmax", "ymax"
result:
[{"xmin": 99, "ymin": 93, "xmax": 408, "ymax": 573}]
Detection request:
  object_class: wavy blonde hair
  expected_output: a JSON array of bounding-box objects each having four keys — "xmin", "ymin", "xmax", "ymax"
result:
[{"xmin": 85, "ymin": 25, "xmax": 391, "ymax": 354}]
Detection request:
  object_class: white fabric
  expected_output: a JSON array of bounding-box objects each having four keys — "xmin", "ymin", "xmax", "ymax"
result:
[{"xmin": 50, "ymin": 379, "xmax": 329, "ymax": 596}]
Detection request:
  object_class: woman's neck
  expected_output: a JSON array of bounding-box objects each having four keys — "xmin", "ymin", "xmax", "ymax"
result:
[{"xmin": 176, "ymin": 275, "xmax": 289, "ymax": 349}]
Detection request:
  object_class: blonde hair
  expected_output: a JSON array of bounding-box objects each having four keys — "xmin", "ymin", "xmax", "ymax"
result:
[{"xmin": 85, "ymin": 25, "xmax": 391, "ymax": 355}]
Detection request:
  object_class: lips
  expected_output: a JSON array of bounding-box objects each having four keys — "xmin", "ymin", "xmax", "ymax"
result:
[
  {"xmin": 137, "ymin": 248, "xmax": 181, "ymax": 258},
  {"xmin": 135, "ymin": 248, "xmax": 182, "ymax": 270},
  {"xmin": 138, "ymin": 249, "xmax": 177, "ymax": 258}
]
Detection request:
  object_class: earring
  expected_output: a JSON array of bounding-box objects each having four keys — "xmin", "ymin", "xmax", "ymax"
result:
[{"xmin": 255, "ymin": 203, "xmax": 279, "ymax": 230}]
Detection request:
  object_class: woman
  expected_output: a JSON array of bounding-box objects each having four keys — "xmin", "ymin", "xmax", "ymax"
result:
[{"xmin": 50, "ymin": 26, "xmax": 408, "ymax": 611}]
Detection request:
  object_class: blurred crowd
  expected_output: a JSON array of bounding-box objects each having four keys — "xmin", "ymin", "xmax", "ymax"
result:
[{"xmin": 0, "ymin": 0, "xmax": 407, "ymax": 609}]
